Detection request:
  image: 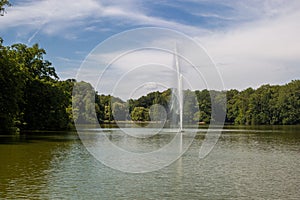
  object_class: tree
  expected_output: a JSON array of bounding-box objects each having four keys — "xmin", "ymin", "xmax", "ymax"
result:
[
  {"xmin": 9, "ymin": 43, "xmax": 58, "ymax": 81},
  {"xmin": 0, "ymin": 0, "xmax": 11, "ymax": 16},
  {"xmin": 22, "ymin": 79, "xmax": 70, "ymax": 130},
  {"xmin": 72, "ymin": 81, "xmax": 97, "ymax": 124},
  {"xmin": 0, "ymin": 40, "xmax": 75, "ymax": 131},
  {"xmin": 97, "ymin": 94, "xmax": 113, "ymax": 122},
  {"xmin": 11, "ymin": 43, "xmax": 65, "ymax": 129},
  {"xmin": 277, "ymin": 80, "xmax": 300, "ymax": 124},
  {"xmin": 194, "ymin": 89, "xmax": 211, "ymax": 123},
  {"xmin": 183, "ymin": 90, "xmax": 198, "ymax": 123},
  {"xmin": 234, "ymin": 87, "xmax": 254, "ymax": 125},
  {"xmin": 131, "ymin": 107, "xmax": 150, "ymax": 121},
  {"xmin": 149, "ymin": 104, "xmax": 167, "ymax": 122},
  {"xmin": 246, "ymin": 84, "xmax": 275, "ymax": 125},
  {"xmin": 112, "ymin": 102, "xmax": 126, "ymax": 121},
  {"xmin": 0, "ymin": 40, "xmax": 23, "ymax": 130},
  {"xmin": 56, "ymin": 79, "xmax": 76, "ymax": 128},
  {"xmin": 193, "ymin": 111, "xmax": 210, "ymax": 124},
  {"xmin": 226, "ymin": 89, "xmax": 239, "ymax": 124}
]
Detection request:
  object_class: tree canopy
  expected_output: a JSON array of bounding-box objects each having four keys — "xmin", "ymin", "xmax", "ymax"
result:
[
  {"xmin": 0, "ymin": 40, "xmax": 74, "ymax": 131},
  {"xmin": 0, "ymin": 38, "xmax": 299, "ymax": 132},
  {"xmin": 0, "ymin": 0, "xmax": 11, "ymax": 16},
  {"xmin": 1, "ymin": 0, "xmax": 299, "ymax": 132}
]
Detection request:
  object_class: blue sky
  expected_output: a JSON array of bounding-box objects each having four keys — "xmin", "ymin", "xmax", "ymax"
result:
[{"xmin": 1, "ymin": 0, "xmax": 300, "ymax": 97}]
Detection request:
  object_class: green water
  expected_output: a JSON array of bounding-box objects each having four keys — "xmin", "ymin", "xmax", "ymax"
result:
[{"xmin": 0, "ymin": 126, "xmax": 299, "ymax": 199}]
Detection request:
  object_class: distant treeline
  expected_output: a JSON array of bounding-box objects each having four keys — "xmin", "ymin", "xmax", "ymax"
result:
[
  {"xmin": 81, "ymin": 80, "xmax": 299, "ymax": 126},
  {"xmin": 1, "ymin": 40, "xmax": 299, "ymax": 132}
]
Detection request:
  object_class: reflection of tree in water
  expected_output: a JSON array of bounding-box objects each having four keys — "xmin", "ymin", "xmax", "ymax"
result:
[{"xmin": 0, "ymin": 133, "xmax": 75, "ymax": 198}]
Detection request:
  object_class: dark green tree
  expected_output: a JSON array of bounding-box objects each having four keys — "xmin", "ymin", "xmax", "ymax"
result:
[
  {"xmin": 22, "ymin": 79, "xmax": 70, "ymax": 130},
  {"xmin": 131, "ymin": 107, "xmax": 150, "ymax": 121},
  {"xmin": 72, "ymin": 81, "xmax": 97, "ymax": 124},
  {"xmin": 183, "ymin": 89, "xmax": 198, "ymax": 123},
  {"xmin": 226, "ymin": 89, "xmax": 239, "ymax": 124},
  {"xmin": 194, "ymin": 89, "xmax": 211, "ymax": 123},
  {"xmin": 277, "ymin": 80, "xmax": 300, "ymax": 124},
  {"xmin": 0, "ymin": 39, "xmax": 23, "ymax": 130},
  {"xmin": 0, "ymin": 0, "xmax": 11, "ymax": 16}
]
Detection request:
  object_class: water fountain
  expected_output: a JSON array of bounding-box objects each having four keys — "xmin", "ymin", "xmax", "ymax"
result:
[{"xmin": 174, "ymin": 44, "xmax": 184, "ymax": 132}]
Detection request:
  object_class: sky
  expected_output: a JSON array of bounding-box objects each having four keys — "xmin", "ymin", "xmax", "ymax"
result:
[{"xmin": 1, "ymin": 0, "xmax": 300, "ymax": 99}]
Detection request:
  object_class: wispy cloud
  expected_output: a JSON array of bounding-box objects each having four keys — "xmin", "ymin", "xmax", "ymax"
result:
[
  {"xmin": 197, "ymin": 2, "xmax": 300, "ymax": 89},
  {"xmin": 1, "ymin": 0, "xmax": 208, "ymax": 38},
  {"xmin": 1, "ymin": 0, "xmax": 299, "ymax": 93}
]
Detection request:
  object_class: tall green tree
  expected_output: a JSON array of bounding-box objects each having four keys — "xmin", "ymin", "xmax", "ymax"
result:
[
  {"xmin": 277, "ymin": 80, "xmax": 300, "ymax": 124},
  {"xmin": 9, "ymin": 43, "xmax": 58, "ymax": 81},
  {"xmin": 234, "ymin": 88, "xmax": 254, "ymax": 125},
  {"xmin": 10, "ymin": 43, "xmax": 64, "ymax": 130},
  {"xmin": 22, "ymin": 79, "xmax": 70, "ymax": 130},
  {"xmin": 183, "ymin": 90, "xmax": 198, "ymax": 123},
  {"xmin": 194, "ymin": 89, "xmax": 211, "ymax": 123},
  {"xmin": 0, "ymin": 39, "xmax": 23, "ymax": 130},
  {"xmin": 0, "ymin": 40, "xmax": 73, "ymax": 131},
  {"xmin": 0, "ymin": 0, "xmax": 11, "ymax": 16},
  {"xmin": 72, "ymin": 81, "xmax": 97, "ymax": 124},
  {"xmin": 131, "ymin": 107, "xmax": 150, "ymax": 121},
  {"xmin": 226, "ymin": 89, "xmax": 239, "ymax": 124}
]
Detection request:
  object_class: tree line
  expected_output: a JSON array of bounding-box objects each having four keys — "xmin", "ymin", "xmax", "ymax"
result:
[
  {"xmin": 1, "ymin": 2, "xmax": 299, "ymax": 131},
  {"xmin": 88, "ymin": 80, "xmax": 300, "ymax": 126},
  {"xmin": 1, "ymin": 40, "xmax": 299, "ymax": 132}
]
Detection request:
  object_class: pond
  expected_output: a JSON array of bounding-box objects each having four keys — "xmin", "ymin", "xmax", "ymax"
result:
[{"xmin": 0, "ymin": 126, "xmax": 299, "ymax": 199}]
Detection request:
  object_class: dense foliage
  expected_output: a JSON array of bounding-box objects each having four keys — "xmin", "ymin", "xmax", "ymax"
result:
[
  {"xmin": 0, "ymin": 38, "xmax": 299, "ymax": 132},
  {"xmin": 226, "ymin": 81, "xmax": 300, "ymax": 125},
  {"xmin": 0, "ymin": 0, "xmax": 10, "ymax": 16},
  {"xmin": 93, "ymin": 81, "xmax": 300, "ymax": 125},
  {"xmin": 0, "ymin": 39, "xmax": 74, "ymax": 131}
]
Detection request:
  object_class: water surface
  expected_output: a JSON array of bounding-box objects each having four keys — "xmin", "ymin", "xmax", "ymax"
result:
[{"xmin": 0, "ymin": 126, "xmax": 299, "ymax": 199}]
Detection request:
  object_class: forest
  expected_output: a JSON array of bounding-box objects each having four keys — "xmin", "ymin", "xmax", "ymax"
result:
[
  {"xmin": 89, "ymin": 80, "xmax": 300, "ymax": 126},
  {"xmin": 0, "ymin": 1, "xmax": 299, "ymax": 132},
  {"xmin": 1, "ymin": 39, "xmax": 299, "ymax": 132}
]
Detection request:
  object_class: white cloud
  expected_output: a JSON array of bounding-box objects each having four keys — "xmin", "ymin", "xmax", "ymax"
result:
[
  {"xmin": 2, "ymin": 0, "xmax": 299, "ymax": 94},
  {"xmin": 0, "ymin": 0, "xmax": 208, "ymax": 38},
  {"xmin": 75, "ymin": 31, "xmax": 221, "ymax": 100},
  {"xmin": 196, "ymin": 3, "xmax": 300, "ymax": 90}
]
